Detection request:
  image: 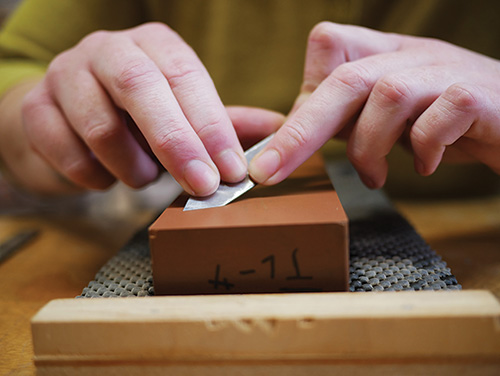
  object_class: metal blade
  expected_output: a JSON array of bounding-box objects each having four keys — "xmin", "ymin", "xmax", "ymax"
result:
[
  {"xmin": 0, "ymin": 229, "xmax": 40, "ymax": 264},
  {"xmin": 324, "ymin": 159, "xmax": 394, "ymax": 221},
  {"xmin": 183, "ymin": 133, "xmax": 274, "ymax": 211}
]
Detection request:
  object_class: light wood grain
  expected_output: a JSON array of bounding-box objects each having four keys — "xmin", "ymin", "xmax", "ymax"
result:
[{"xmin": 31, "ymin": 291, "xmax": 500, "ymax": 375}]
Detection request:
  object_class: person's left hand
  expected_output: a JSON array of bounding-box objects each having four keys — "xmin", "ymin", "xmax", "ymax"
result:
[{"xmin": 249, "ymin": 22, "xmax": 500, "ymax": 189}]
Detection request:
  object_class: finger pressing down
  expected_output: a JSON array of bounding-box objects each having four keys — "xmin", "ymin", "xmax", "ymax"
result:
[{"xmin": 129, "ymin": 23, "xmax": 247, "ymax": 194}]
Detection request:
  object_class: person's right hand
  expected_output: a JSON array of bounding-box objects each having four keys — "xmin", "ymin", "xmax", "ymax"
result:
[{"xmin": 21, "ymin": 22, "xmax": 250, "ymax": 196}]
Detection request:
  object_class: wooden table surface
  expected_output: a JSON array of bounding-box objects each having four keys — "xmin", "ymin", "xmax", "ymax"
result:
[{"xmin": 1, "ymin": 179, "xmax": 499, "ymax": 375}]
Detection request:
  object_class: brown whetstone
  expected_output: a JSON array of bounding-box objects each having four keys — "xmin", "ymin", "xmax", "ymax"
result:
[{"xmin": 149, "ymin": 152, "xmax": 349, "ymax": 295}]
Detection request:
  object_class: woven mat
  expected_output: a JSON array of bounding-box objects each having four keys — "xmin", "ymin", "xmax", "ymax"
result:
[
  {"xmin": 77, "ymin": 210, "xmax": 460, "ymax": 298},
  {"xmin": 78, "ymin": 160, "xmax": 460, "ymax": 298}
]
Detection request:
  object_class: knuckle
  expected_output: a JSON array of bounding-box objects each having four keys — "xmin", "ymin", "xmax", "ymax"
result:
[
  {"xmin": 21, "ymin": 92, "xmax": 41, "ymax": 118},
  {"xmin": 308, "ymin": 21, "xmax": 337, "ymax": 46},
  {"xmin": 79, "ymin": 29, "xmax": 112, "ymax": 48},
  {"xmin": 166, "ymin": 59, "xmax": 203, "ymax": 91},
  {"xmin": 444, "ymin": 83, "xmax": 479, "ymax": 111},
  {"xmin": 153, "ymin": 125, "xmax": 191, "ymax": 154},
  {"xmin": 196, "ymin": 112, "xmax": 226, "ymax": 140},
  {"xmin": 46, "ymin": 50, "xmax": 73, "ymax": 83},
  {"xmin": 283, "ymin": 121, "xmax": 313, "ymax": 150},
  {"xmin": 139, "ymin": 22, "xmax": 173, "ymax": 35},
  {"xmin": 372, "ymin": 76, "xmax": 412, "ymax": 107},
  {"xmin": 132, "ymin": 22, "xmax": 184, "ymax": 46},
  {"xmin": 84, "ymin": 120, "xmax": 122, "ymax": 148},
  {"xmin": 62, "ymin": 158, "xmax": 95, "ymax": 184},
  {"xmin": 21, "ymin": 89, "xmax": 48, "ymax": 125},
  {"xmin": 329, "ymin": 62, "xmax": 371, "ymax": 94},
  {"xmin": 346, "ymin": 143, "xmax": 369, "ymax": 169},
  {"xmin": 410, "ymin": 125, "xmax": 430, "ymax": 147},
  {"xmin": 113, "ymin": 58, "xmax": 160, "ymax": 94}
]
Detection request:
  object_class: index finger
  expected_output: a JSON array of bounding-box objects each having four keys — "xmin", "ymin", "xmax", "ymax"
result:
[{"xmin": 131, "ymin": 24, "xmax": 247, "ymax": 184}]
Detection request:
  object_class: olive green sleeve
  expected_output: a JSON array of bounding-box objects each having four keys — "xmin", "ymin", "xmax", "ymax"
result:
[{"xmin": 0, "ymin": 0, "xmax": 147, "ymax": 97}]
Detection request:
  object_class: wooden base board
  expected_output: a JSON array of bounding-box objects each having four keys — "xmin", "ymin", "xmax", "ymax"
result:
[
  {"xmin": 31, "ymin": 362, "xmax": 500, "ymax": 376},
  {"xmin": 31, "ymin": 290, "xmax": 500, "ymax": 375}
]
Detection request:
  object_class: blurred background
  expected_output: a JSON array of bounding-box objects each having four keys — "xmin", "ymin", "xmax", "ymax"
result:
[{"xmin": 0, "ymin": 0, "xmax": 20, "ymax": 24}]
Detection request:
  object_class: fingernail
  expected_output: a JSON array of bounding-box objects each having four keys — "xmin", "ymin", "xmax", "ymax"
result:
[
  {"xmin": 217, "ymin": 149, "xmax": 247, "ymax": 182},
  {"xmin": 184, "ymin": 159, "xmax": 219, "ymax": 196},
  {"xmin": 248, "ymin": 149, "xmax": 281, "ymax": 184}
]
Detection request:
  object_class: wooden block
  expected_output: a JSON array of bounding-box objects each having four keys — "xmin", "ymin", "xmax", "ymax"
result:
[
  {"xmin": 31, "ymin": 291, "xmax": 500, "ymax": 375},
  {"xmin": 149, "ymin": 153, "xmax": 349, "ymax": 295}
]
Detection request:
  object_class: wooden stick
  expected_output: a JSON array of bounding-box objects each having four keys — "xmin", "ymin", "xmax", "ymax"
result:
[{"xmin": 32, "ymin": 290, "xmax": 500, "ymax": 375}]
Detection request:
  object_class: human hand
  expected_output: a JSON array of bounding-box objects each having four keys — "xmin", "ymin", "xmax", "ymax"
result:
[
  {"xmin": 21, "ymin": 22, "xmax": 272, "ymax": 196},
  {"xmin": 249, "ymin": 22, "xmax": 500, "ymax": 189}
]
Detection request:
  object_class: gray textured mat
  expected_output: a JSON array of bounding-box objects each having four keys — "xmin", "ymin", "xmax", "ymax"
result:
[
  {"xmin": 77, "ymin": 211, "xmax": 460, "ymax": 298},
  {"xmin": 78, "ymin": 160, "xmax": 460, "ymax": 298}
]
